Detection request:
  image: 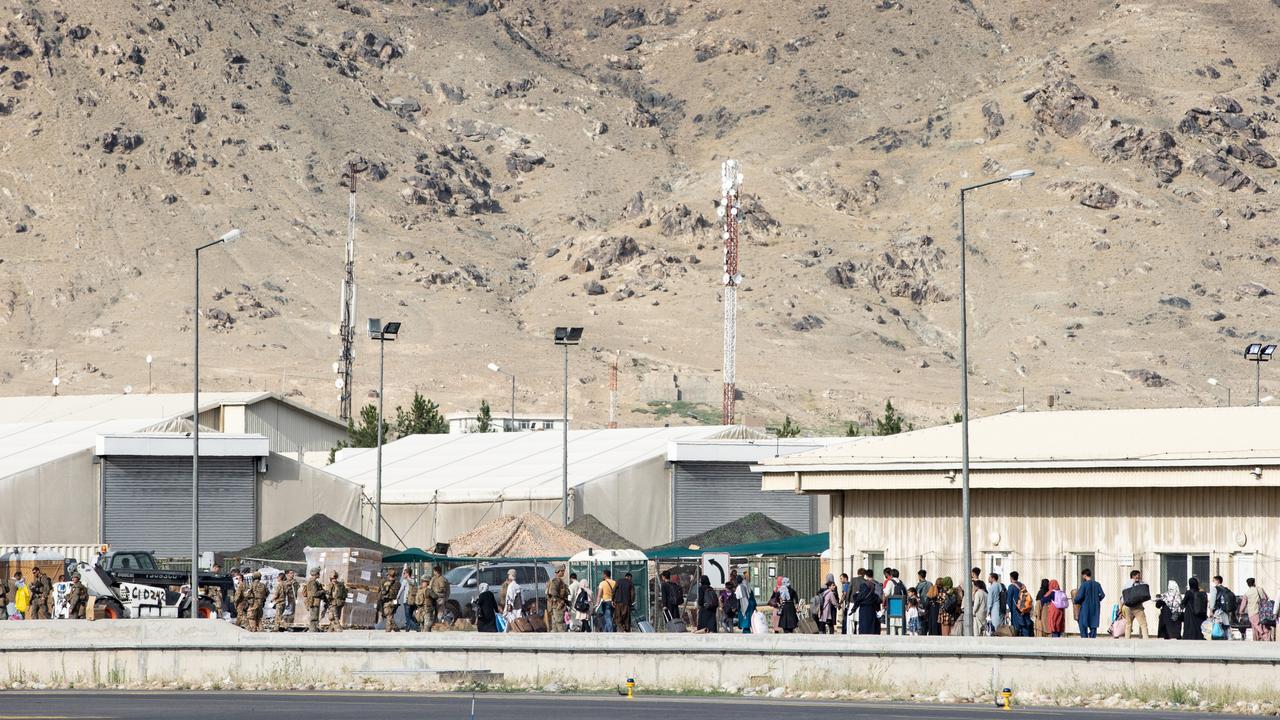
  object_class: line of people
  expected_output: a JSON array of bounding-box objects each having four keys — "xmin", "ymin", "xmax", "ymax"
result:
[{"xmin": 1, "ymin": 568, "xmax": 90, "ymax": 620}]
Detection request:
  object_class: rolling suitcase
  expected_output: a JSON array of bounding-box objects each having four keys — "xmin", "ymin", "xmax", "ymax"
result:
[
  {"xmin": 664, "ymin": 610, "xmax": 688, "ymax": 633},
  {"xmin": 637, "ymin": 620, "xmax": 656, "ymax": 633}
]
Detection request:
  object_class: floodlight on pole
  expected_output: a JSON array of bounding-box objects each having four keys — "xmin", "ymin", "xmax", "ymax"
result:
[
  {"xmin": 488, "ymin": 363, "xmax": 516, "ymax": 430},
  {"xmin": 1244, "ymin": 343, "xmax": 1276, "ymax": 406},
  {"xmin": 553, "ymin": 326, "xmax": 584, "ymax": 528},
  {"xmin": 368, "ymin": 318, "xmax": 401, "ymax": 545},
  {"xmin": 957, "ymin": 168, "xmax": 1034, "ymax": 635},
  {"xmin": 192, "ymin": 227, "xmax": 243, "ymax": 622}
]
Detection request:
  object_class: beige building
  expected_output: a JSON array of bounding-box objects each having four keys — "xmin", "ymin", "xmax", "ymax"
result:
[
  {"xmin": 758, "ymin": 406, "xmax": 1280, "ymax": 635},
  {"xmin": 0, "ymin": 392, "xmax": 362, "ymax": 554}
]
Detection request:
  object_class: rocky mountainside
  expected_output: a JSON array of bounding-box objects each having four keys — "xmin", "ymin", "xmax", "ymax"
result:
[{"xmin": 1, "ymin": 0, "xmax": 1278, "ymax": 433}]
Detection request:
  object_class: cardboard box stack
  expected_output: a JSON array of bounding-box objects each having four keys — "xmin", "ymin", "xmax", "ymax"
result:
[{"xmin": 304, "ymin": 546, "xmax": 381, "ymax": 628}]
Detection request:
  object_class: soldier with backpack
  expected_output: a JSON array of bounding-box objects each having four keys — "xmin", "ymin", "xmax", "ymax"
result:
[{"xmin": 324, "ymin": 570, "xmax": 347, "ymax": 631}]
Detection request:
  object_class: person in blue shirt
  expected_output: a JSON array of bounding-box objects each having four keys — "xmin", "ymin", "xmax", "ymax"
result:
[{"xmin": 1073, "ymin": 568, "xmax": 1106, "ymax": 638}]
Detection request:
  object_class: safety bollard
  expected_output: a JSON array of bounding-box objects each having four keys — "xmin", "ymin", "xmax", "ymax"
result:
[{"xmin": 627, "ymin": 678, "xmax": 635, "ymax": 699}]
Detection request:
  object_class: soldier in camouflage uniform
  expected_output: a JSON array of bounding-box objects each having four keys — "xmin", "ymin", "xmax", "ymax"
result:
[
  {"xmin": 229, "ymin": 571, "xmax": 250, "ymax": 628},
  {"xmin": 303, "ymin": 568, "xmax": 326, "ymax": 632},
  {"xmin": 27, "ymin": 567, "xmax": 52, "ymax": 620},
  {"xmin": 324, "ymin": 570, "xmax": 347, "ymax": 632},
  {"xmin": 66, "ymin": 574, "xmax": 90, "ymax": 620},
  {"xmin": 545, "ymin": 565, "xmax": 570, "ymax": 632},
  {"xmin": 246, "ymin": 571, "xmax": 268, "ymax": 632},
  {"xmin": 271, "ymin": 569, "xmax": 298, "ymax": 631},
  {"xmin": 378, "ymin": 568, "xmax": 400, "ymax": 632}
]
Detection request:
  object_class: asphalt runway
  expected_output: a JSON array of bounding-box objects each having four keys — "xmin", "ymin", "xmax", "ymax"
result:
[{"xmin": 0, "ymin": 692, "xmax": 1226, "ymax": 720}]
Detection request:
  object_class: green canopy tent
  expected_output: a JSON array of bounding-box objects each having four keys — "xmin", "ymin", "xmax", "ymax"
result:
[{"xmin": 646, "ymin": 532, "xmax": 828, "ymax": 560}]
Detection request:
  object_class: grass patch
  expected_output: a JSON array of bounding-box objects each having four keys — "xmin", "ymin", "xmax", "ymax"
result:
[{"xmin": 631, "ymin": 401, "xmax": 721, "ymax": 425}]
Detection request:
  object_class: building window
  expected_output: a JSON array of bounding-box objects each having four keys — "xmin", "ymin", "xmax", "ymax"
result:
[
  {"xmin": 862, "ymin": 552, "xmax": 885, "ymax": 579},
  {"xmin": 1161, "ymin": 553, "xmax": 1211, "ymax": 591},
  {"xmin": 1073, "ymin": 552, "xmax": 1096, "ymax": 580}
]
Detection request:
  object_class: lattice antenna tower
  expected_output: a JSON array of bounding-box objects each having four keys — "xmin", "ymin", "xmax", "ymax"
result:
[
  {"xmin": 719, "ymin": 160, "xmax": 743, "ymax": 425},
  {"xmin": 337, "ymin": 159, "xmax": 368, "ymax": 421},
  {"xmin": 608, "ymin": 351, "xmax": 620, "ymax": 429}
]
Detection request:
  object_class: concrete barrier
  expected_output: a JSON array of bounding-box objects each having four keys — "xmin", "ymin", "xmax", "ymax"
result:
[{"xmin": 3, "ymin": 620, "xmax": 1280, "ymax": 697}]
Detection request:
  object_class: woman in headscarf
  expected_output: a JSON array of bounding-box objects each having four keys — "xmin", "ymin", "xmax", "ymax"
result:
[
  {"xmin": 936, "ymin": 577, "xmax": 959, "ymax": 635},
  {"xmin": 854, "ymin": 571, "xmax": 880, "ymax": 635},
  {"xmin": 735, "ymin": 569, "xmax": 757, "ymax": 633},
  {"xmin": 1155, "ymin": 580, "xmax": 1182, "ymax": 639},
  {"xmin": 503, "ymin": 568, "xmax": 523, "ymax": 621},
  {"xmin": 1045, "ymin": 580, "xmax": 1066, "ymax": 637},
  {"xmin": 771, "ymin": 577, "xmax": 800, "ymax": 633},
  {"xmin": 1180, "ymin": 577, "xmax": 1208, "ymax": 640},
  {"xmin": 818, "ymin": 579, "xmax": 839, "ymax": 634},
  {"xmin": 1034, "ymin": 578, "xmax": 1051, "ymax": 637},
  {"xmin": 696, "ymin": 574, "xmax": 718, "ymax": 633},
  {"xmin": 474, "ymin": 583, "xmax": 499, "ymax": 632},
  {"xmin": 924, "ymin": 579, "xmax": 942, "ymax": 635}
]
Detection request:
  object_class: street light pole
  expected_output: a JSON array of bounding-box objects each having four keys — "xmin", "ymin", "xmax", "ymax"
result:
[
  {"xmin": 958, "ymin": 170, "xmax": 1032, "ymax": 636},
  {"xmin": 1245, "ymin": 344, "xmax": 1276, "ymax": 407},
  {"xmin": 192, "ymin": 228, "xmax": 240, "ymax": 620},
  {"xmin": 487, "ymin": 363, "xmax": 516, "ymax": 431},
  {"xmin": 553, "ymin": 327, "xmax": 583, "ymax": 528},
  {"xmin": 368, "ymin": 319, "xmax": 401, "ymax": 545}
]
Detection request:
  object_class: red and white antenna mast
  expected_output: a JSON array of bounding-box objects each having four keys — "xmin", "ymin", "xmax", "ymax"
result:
[
  {"xmin": 608, "ymin": 351, "xmax": 620, "ymax": 429},
  {"xmin": 719, "ymin": 159, "xmax": 743, "ymax": 425}
]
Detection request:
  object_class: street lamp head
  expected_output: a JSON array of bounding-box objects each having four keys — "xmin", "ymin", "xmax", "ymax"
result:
[
  {"xmin": 1263, "ymin": 344, "xmax": 1277, "ymax": 361},
  {"xmin": 1262, "ymin": 396, "xmax": 1275, "ymax": 404},
  {"xmin": 553, "ymin": 326, "xmax": 584, "ymax": 345},
  {"xmin": 487, "ymin": 362, "xmax": 501, "ymax": 373},
  {"xmin": 1007, "ymin": 169, "xmax": 1035, "ymax": 181},
  {"xmin": 1207, "ymin": 378, "xmax": 1219, "ymax": 386},
  {"xmin": 1245, "ymin": 343, "xmax": 1264, "ymax": 360},
  {"xmin": 368, "ymin": 318, "xmax": 400, "ymax": 340},
  {"xmin": 218, "ymin": 228, "xmax": 242, "ymax": 244},
  {"xmin": 145, "ymin": 354, "xmax": 154, "ymax": 365}
]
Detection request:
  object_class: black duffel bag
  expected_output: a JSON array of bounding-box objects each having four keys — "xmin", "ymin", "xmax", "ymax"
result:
[{"xmin": 1122, "ymin": 582, "xmax": 1151, "ymax": 608}]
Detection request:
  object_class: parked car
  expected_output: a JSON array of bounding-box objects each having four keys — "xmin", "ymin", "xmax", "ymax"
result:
[{"xmin": 443, "ymin": 562, "xmax": 555, "ymax": 621}]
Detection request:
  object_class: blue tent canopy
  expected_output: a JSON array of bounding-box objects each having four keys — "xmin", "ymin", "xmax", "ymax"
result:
[{"xmin": 646, "ymin": 532, "xmax": 828, "ymax": 560}]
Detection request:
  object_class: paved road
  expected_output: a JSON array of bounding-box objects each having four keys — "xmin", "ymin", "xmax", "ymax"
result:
[{"xmin": 0, "ymin": 692, "xmax": 1224, "ymax": 720}]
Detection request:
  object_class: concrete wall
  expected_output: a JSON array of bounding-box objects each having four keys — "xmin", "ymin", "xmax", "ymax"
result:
[
  {"xmin": 3, "ymin": 621, "xmax": 1280, "ymax": 695},
  {"xmin": 258, "ymin": 452, "xmax": 363, "ymax": 538},
  {"xmin": 0, "ymin": 449, "xmax": 99, "ymax": 544}
]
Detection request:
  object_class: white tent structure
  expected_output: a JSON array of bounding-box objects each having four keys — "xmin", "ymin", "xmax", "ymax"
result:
[{"xmin": 328, "ymin": 426, "xmax": 733, "ymax": 549}]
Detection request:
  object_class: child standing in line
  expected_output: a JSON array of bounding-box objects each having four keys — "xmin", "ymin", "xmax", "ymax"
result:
[{"xmin": 906, "ymin": 596, "xmax": 922, "ymax": 635}]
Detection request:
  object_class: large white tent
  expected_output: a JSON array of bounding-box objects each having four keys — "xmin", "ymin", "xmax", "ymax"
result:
[{"xmin": 328, "ymin": 426, "xmax": 732, "ymax": 549}]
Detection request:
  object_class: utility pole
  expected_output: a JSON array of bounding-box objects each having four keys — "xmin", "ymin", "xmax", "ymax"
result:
[
  {"xmin": 608, "ymin": 351, "xmax": 619, "ymax": 429},
  {"xmin": 337, "ymin": 160, "xmax": 368, "ymax": 422},
  {"xmin": 720, "ymin": 160, "xmax": 743, "ymax": 425}
]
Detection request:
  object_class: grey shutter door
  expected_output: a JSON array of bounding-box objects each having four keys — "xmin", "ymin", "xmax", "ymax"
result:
[
  {"xmin": 102, "ymin": 456, "xmax": 256, "ymax": 556},
  {"xmin": 672, "ymin": 462, "xmax": 812, "ymax": 539}
]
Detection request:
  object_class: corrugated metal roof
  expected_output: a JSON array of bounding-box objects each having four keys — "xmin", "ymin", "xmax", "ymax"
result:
[
  {"xmin": 757, "ymin": 406, "xmax": 1280, "ymax": 473},
  {"xmin": 0, "ymin": 392, "xmax": 334, "ymax": 479},
  {"xmin": 326, "ymin": 425, "xmax": 731, "ymax": 502}
]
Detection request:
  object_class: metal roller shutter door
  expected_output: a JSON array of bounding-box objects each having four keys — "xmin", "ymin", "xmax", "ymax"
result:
[
  {"xmin": 102, "ymin": 456, "xmax": 256, "ymax": 556},
  {"xmin": 673, "ymin": 462, "xmax": 812, "ymax": 539}
]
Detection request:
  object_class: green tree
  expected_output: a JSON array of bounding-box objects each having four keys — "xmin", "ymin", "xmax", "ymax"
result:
[
  {"xmin": 776, "ymin": 415, "xmax": 801, "ymax": 438},
  {"xmin": 475, "ymin": 399, "xmax": 494, "ymax": 433},
  {"xmin": 873, "ymin": 400, "xmax": 909, "ymax": 436},
  {"xmin": 952, "ymin": 412, "xmax": 963, "ymax": 424},
  {"xmin": 327, "ymin": 403, "xmax": 388, "ymax": 463},
  {"xmin": 844, "ymin": 421, "xmax": 862, "ymax": 437},
  {"xmin": 394, "ymin": 391, "xmax": 447, "ymax": 437}
]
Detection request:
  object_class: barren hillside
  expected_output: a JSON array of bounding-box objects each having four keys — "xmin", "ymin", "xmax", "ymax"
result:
[{"xmin": 1, "ymin": 0, "xmax": 1277, "ymax": 433}]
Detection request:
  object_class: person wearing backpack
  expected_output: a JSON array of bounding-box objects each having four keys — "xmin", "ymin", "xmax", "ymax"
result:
[
  {"xmin": 1210, "ymin": 575, "xmax": 1237, "ymax": 626},
  {"xmin": 1046, "ymin": 579, "xmax": 1067, "ymax": 637},
  {"xmin": 1181, "ymin": 577, "xmax": 1209, "ymax": 640},
  {"xmin": 1007, "ymin": 571, "xmax": 1033, "ymax": 637},
  {"xmin": 569, "ymin": 572, "xmax": 592, "ymax": 632},
  {"xmin": 1072, "ymin": 568, "xmax": 1106, "ymax": 638},
  {"xmin": 1243, "ymin": 577, "xmax": 1271, "ymax": 642}
]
